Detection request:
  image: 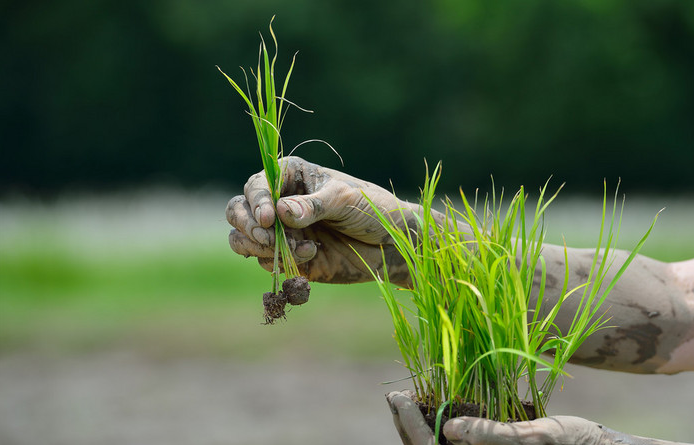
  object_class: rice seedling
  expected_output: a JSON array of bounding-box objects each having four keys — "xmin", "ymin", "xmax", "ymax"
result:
[
  {"xmin": 358, "ymin": 163, "xmax": 658, "ymax": 428},
  {"xmin": 217, "ymin": 17, "xmax": 309, "ymax": 323}
]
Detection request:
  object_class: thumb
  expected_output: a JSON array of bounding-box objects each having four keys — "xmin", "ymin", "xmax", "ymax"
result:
[
  {"xmin": 386, "ymin": 391, "xmax": 436, "ymax": 445},
  {"xmin": 276, "ymin": 181, "xmax": 352, "ymax": 228},
  {"xmin": 276, "ymin": 194, "xmax": 326, "ymax": 228}
]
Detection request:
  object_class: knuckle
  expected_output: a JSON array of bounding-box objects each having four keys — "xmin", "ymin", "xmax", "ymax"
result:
[
  {"xmin": 244, "ymin": 172, "xmax": 265, "ymax": 195},
  {"xmin": 283, "ymin": 155, "xmax": 300, "ymax": 165},
  {"xmin": 228, "ymin": 229, "xmax": 249, "ymax": 256},
  {"xmin": 283, "ymin": 156, "xmax": 309, "ymax": 173},
  {"xmin": 226, "ymin": 195, "xmax": 245, "ymax": 225}
]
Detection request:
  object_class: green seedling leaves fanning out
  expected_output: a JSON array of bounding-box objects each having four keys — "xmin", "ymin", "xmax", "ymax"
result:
[
  {"xmin": 217, "ymin": 17, "xmax": 301, "ymax": 295},
  {"xmin": 359, "ymin": 163, "xmax": 657, "ymax": 423}
]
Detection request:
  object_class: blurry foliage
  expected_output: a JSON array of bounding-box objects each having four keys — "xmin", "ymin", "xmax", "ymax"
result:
[{"xmin": 2, "ymin": 0, "xmax": 694, "ymax": 196}]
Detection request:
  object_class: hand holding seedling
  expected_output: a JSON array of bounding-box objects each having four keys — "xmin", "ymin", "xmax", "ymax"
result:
[
  {"xmin": 386, "ymin": 390, "xmax": 692, "ymax": 445},
  {"xmin": 227, "ymin": 156, "xmax": 413, "ymax": 285}
]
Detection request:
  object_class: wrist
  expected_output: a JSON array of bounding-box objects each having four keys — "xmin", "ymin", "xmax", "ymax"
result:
[{"xmin": 656, "ymin": 259, "xmax": 694, "ymax": 373}]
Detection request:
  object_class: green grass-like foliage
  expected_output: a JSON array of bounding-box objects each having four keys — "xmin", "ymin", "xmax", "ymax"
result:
[
  {"xmin": 217, "ymin": 18, "xmax": 300, "ymax": 292},
  {"xmin": 360, "ymin": 163, "xmax": 657, "ymax": 422}
]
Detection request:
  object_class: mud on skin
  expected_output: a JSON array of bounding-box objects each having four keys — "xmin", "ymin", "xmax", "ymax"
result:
[{"xmin": 418, "ymin": 399, "xmax": 536, "ymax": 445}]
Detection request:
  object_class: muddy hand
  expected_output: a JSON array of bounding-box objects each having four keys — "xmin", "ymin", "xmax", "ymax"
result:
[
  {"xmin": 386, "ymin": 391, "xmax": 436, "ymax": 445},
  {"xmin": 226, "ymin": 156, "xmax": 412, "ymax": 285},
  {"xmin": 386, "ymin": 391, "xmax": 691, "ymax": 445}
]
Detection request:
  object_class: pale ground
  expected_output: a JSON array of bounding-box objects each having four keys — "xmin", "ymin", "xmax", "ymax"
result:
[{"xmin": 1, "ymin": 352, "xmax": 693, "ymax": 445}]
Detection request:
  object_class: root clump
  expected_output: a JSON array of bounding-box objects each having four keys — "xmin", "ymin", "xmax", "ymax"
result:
[
  {"xmin": 262, "ymin": 277, "xmax": 311, "ymax": 325},
  {"xmin": 262, "ymin": 291, "xmax": 287, "ymax": 325},
  {"xmin": 282, "ymin": 276, "xmax": 311, "ymax": 305}
]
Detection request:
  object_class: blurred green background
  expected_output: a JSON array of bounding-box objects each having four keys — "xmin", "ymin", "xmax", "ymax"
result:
[
  {"xmin": 2, "ymin": 1, "xmax": 694, "ymax": 444},
  {"xmin": 3, "ymin": 0, "xmax": 694, "ymax": 196}
]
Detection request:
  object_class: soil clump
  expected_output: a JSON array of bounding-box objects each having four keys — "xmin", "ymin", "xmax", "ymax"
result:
[
  {"xmin": 262, "ymin": 277, "xmax": 311, "ymax": 325},
  {"xmin": 282, "ymin": 276, "xmax": 311, "ymax": 305}
]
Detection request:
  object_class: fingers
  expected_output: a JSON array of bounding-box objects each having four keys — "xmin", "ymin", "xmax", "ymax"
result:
[
  {"xmin": 276, "ymin": 195, "xmax": 326, "ymax": 229},
  {"xmin": 443, "ymin": 416, "xmax": 606, "ymax": 445},
  {"xmin": 385, "ymin": 391, "xmax": 436, "ymax": 445},
  {"xmin": 243, "ymin": 172, "xmax": 276, "ymax": 228},
  {"xmin": 276, "ymin": 180, "xmax": 356, "ymax": 229},
  {"xmin": 229, "ymin": 228, "xmax": 274, "ymax": 258},
  {"xmin": 229, "ymin": 228, "xmax": 318, "ymax": 265},
  {"xmin": 242, "ymin": 156, "xmax": 320, "ymax": 229},
  {"xmin": 243, "ymin": 156, "xmax": 356, "ymax": 230},
  {"xmin": 226, "ymin": 195, "xmax": 274, "ymax": 246},
  {"xmin": 241, "ymin": 156, "xmax": 380, "ymax": 236}
]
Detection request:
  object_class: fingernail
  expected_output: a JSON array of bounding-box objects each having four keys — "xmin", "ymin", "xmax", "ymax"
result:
[
  {"xmin": 252, "ymin": 227, "xmax": 270, "ymax": 246},
  {"xmin": 255, "ymin": 204, "xmax": 274, "ymax": 227},
  {"xmin": 284, "ymin": 199, "xmax": 303, "ymax": 219}
]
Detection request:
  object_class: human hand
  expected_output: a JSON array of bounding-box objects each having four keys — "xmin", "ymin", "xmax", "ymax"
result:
[
  {"xmin": 226, "ymin": 156, "xmax": 412, "ymax": 285},
  {"xmin": 386, "ymin": 390, "xmax": 690, "ymax": 445}
]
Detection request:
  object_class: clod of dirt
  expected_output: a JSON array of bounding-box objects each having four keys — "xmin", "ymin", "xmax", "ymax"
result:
[
  {"xmin": 263, "ymin": 291, "xmax": 287, "ymax": 325},
  {"xmin": 282, "ymin": 276, "xmax": 311, "ymax": 306},
  {"xmin": 262, "ymin": 277, "xmax": 311, "ymax": 325}
]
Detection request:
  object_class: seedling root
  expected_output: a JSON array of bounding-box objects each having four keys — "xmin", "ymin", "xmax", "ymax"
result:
[{"xmin": 262, "ymin": 277, "xmax": 311, "ymax": 324}]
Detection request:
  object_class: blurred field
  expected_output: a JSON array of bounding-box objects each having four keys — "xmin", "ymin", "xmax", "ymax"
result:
[
  {"xmin": 0, "ymin": 189, "xmax": 396, "ymax": 359},
  {"xmin": 1, "ymin": 189, "xmax": 693, "ymax": 443}
]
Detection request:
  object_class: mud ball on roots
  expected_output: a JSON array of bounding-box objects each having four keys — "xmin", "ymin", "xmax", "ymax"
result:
[
  {"xmin": 262, "ymin": 291, "xmax": 287, "ymax": 325},
  {"xmin": 282, "ymin": 276, "xmax": 311, "ymax": 306}
]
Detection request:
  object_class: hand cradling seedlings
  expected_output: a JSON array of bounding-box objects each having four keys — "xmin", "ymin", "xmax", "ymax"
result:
[{"xmin": 360, "ymin": 163, "xmax": 658, "ymax": 433}]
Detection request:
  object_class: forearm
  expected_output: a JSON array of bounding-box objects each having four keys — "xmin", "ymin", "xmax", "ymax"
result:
[
  {"xmin": 539, "ymin": 246, "xmax": 694, "ymax": 374},
  {"xmin": 385, "ymin": 202, "xmax": 694, "ymax": 374}
]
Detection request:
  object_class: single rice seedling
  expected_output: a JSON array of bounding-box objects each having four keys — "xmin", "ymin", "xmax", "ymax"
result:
[
  {"xmin": 358, "ymin": 163, "xmax": 658, "ymax": 433},
  {"xmin": 218, "ymin": 18, "xmax": 313, "ymax": 324}
]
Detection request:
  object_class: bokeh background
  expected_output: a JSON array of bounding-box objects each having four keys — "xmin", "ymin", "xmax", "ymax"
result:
[{"xmin": 2, "ymin": 1, "xmax": 694, "ymax": 444}]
